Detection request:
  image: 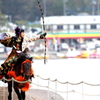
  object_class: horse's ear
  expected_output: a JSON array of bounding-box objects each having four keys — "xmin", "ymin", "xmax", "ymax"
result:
[{"xmin": 29, "ymin": 57, "xmax": 33, "ymax": 61}]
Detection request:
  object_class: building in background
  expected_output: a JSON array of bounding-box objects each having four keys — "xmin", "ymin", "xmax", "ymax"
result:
[{"xmin": 41, "ymin": 16, "xmax": 100, "ymax": 51}]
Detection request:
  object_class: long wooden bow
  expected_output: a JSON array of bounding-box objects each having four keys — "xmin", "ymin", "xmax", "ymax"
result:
[{"xmin": 37, "ymin": 0, "xmax": 47, "ymax": 64}]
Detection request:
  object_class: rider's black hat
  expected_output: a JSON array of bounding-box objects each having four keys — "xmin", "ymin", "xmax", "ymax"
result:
[{"xmin": 15, "ymin": 27, "xmax": 24, "ymax": 36}]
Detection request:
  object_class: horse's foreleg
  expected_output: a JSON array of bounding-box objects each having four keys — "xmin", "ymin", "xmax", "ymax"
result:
[
  {"xmin": 14, "ymin": 86, "xmax": 22, "ymax": 100},
  {"xmin": 8, "ymin": 82, "xmax": 12, "ymax": 100},
  {"xmin": 21, "ymin": 91, "xmax": 25, "ymax": 100}
]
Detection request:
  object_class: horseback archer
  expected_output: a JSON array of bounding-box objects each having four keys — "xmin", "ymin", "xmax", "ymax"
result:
[{"xmin": 0, "ymin": 26, "xmax": 46, "ymax": 78}]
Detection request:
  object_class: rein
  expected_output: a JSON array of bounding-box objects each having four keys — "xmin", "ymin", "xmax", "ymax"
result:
[
  {"xmin": 21, "ymin": 59, "xmax": 32, "ymax": 73},
  {"xmin": 37, "ymin": 0, "xmax": 47, "ymax": 64},
  {"xmin": 22, "ymin": 59, "xmax": 32, "ymax": 64}
]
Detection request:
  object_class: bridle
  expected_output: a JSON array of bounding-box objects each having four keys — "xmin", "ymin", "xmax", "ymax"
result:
[
  {"xmin": 21, "ymin": 59, "xmax": 32, "ymax": 74},
  {"xmin": 37, "ymin": 0, "xmax": 47, "ymax": 64}
]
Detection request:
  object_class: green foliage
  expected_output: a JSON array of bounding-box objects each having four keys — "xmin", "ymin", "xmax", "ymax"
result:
[
  {"xmin": 0, "ymin": 11, "xmax": 8, "ymax": 26},
  {"xmin": 28, "ymin": 24, "xmax": 42, "ymax": 28},
  {"xmin": 0, "ymin": 0, "xmax": 97, "ymax": 24},
  {"xmin": 15, "ymin": 20, "xmax": 28, "ymax": 26},
  {"xmin": 67, "ymin": 0, "xmax": 87, "ymax": 13},
  {"xmin": 52, "ymin": 0, "xmax": 63, "ymax": 15}
]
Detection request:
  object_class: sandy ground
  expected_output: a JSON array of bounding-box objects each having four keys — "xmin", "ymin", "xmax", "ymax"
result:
[{"xmin": 0, "ymin": 87, "xmax": 64, "ymax": 100}]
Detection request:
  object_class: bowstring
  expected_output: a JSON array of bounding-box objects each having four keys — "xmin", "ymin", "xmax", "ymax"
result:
[{"xmin": 37, "ymin": 0, "xmax": 47, "ymax": 64}]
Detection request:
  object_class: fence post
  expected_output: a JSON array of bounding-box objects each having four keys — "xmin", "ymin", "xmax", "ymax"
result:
[
  {"xmin": 82, "ymin": 82, "xmax": 84, "ymax": 100},
  {"xmin": 55, "ymin": 79, "xmax": 57, "ymax": 100},
  {"xmin": 66, "ymin": 82, "xmax": 68, "ymax": 100},
  {"xmin": 48, "ymin": 78, "xmax": 50, "ymax": 100}
]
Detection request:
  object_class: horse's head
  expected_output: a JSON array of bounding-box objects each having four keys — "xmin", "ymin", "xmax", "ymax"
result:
[{"xmin": 14, "ymin": 53, "xmax": 33, "ymax": 80}]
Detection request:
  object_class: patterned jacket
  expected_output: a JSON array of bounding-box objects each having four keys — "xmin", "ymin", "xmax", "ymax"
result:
[{"xmin": 0, "ymin": 33, "xmax": 40, "ymax": 52}]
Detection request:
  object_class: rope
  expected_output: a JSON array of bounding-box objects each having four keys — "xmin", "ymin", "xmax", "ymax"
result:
[
  {"xmin": 83, "ymin": 81, "xmax": 100, "ymax": 86},
  {"xmin": 1, "ymin": 77, "xmax": 100, "ymax": 96},
  {"xmin": 2, "ymin": 75, "xmax": 100, "ymax": 87},
  {"xmin": 35, "ymin": 75, "xmax": 100, "ymax": 86},
  {"xmin": 74, "ymin": 90, "xmax": 100, "ymax": 96},
  {"xmin": 36, "ymin": 0, "xmax": 47, "ymax": 64}
]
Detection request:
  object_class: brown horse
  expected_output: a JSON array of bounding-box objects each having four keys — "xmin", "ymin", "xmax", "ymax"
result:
[{"xmin": 5, "ymin": 48, "xmax": 34, "ymax": 100}]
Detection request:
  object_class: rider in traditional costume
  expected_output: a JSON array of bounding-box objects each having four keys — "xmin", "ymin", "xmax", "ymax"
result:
[{"xmin": 0, "ymin": 27, "xmax": 46, "ymax": 76}]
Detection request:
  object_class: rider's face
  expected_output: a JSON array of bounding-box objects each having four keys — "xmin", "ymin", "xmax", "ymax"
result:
[{"xmin": 20, "ymin": 32, "xmax": 25, "ymax": 38}]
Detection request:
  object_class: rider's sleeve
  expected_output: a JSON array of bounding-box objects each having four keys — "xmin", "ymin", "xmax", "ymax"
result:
[
  {"xmin": 0, "ymin": 37, "xmax": 14, "ymax": 47},
  {"xmin": 24, "ymin": 35, "xmax": 40, "ymax": 42},
  {"xmin": 24, "ymin": 33, "xmax": 46, "ymax": 42}
]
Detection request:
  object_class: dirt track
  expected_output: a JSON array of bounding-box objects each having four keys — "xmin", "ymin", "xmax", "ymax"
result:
[{"xmin": 0, "ymin": 87, "xmax": 64, "ymax": 100}]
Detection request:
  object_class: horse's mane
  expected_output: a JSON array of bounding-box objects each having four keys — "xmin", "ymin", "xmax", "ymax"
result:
[
  {"xmin": 14, "ymin": 53, "xmax": 33, "ymax": 68},
  {"xmin": 16, "ymin": 53, "xmax": 27, "ymax": 64},
  {"xmin": 13, "ymin": 53, "xmax": 33, "ymax": 79}
]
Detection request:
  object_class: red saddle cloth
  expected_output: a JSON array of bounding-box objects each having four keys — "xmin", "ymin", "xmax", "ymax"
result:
[{"xmin": 7, "ymin": 71, "xmax": 30, "ymax": 91}]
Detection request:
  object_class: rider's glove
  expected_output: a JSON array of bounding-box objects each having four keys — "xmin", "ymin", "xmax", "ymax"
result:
[{"xmin": 40, "ymin": 33, "xmax": 47, "ymax": 39}]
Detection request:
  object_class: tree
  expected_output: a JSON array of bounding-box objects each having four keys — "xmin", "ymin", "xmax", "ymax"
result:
[
  {"xmin": 67, "ymin": 0, "xmax": 87, "ymax": 14},
  {"xmin": 0, "ymin": 0, "xmax": 98, "ymax": 24},
  {"xmin": 0, "ymin": 11, "xmax": 8, "ymax": 26},
  {"xmin": 52, "ymin": 0, "xmax": 63, "ymax": 16}
]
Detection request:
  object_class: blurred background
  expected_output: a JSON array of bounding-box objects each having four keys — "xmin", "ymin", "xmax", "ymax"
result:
[
  {"xmin": 1, "ymin": 1, "xmax": 100, "ymax": 100},
  {"xmin": 0, "ymin": 0, "xmax": 100, "ymax": 58}
]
